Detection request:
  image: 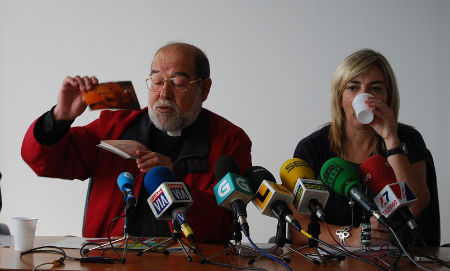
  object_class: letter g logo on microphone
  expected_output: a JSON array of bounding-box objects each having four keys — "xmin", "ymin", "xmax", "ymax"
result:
[
  {"xmin": 218, "ymin": 179, "xmax": 231, "ymax": 197},
  {"xmin": 236, "ymin": 177, "xmax": 251, "ymax": 193}
]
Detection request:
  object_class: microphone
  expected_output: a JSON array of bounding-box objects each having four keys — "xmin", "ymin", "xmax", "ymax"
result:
[
  {"xmin": 359, "ymin": 155, "xmax": 418, "ymax": 231},
  {"xmin": 213, "ymin": 156, "xmax": 254, "ymax": 237},
  {"xmin": 320, "ymin": 157, "xmax": 390, "ymax": 228},
  {"xmin": 245, "ymin": 166, "xmax": 302, "ymax": 232},
  {"xmin": 361, "ymin": 157, "xmax": 450, "ymax": 271},
  {"xmin": 117, "ymin": 172, "xmax": 136, "ymax": 216},
  {"xmin": 280, "ymin": 158, "xmax": 329, "ymax": 222},
  {"xmin": 144, "ymin": 166, "xmax": 195, "ymax": 242}
]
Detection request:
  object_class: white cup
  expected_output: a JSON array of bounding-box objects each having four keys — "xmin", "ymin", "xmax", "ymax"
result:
[
  {"xmin": 352, "ymin": 93, "xmax": 374, "ymax": 124},
  {"xmin": 12, "ymin": 217, "xmax": 38, "ymax": 251}
]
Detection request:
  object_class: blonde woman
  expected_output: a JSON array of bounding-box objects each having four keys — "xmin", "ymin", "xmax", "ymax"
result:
[{"xmin": 290, "ymin": 49, "xmax": 438, "ymax": 247}]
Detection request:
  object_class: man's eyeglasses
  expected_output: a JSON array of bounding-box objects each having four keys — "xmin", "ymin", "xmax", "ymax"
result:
[{"xmin": 145, "ymin": 74, "xmax": 202, "ymax": 93}]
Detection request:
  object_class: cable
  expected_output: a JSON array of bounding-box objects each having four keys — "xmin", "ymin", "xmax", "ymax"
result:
[
  {"xmin": 313, "ymin": 236, "xmax": 390, "ymax": 271},
  {"xmin": 79, "ymin": 215, "xmax": 125, "ymax": 263},
  {"xmin": 188, "ymin": 237, "xmax": 269, "ymax": 271},
  {"xmin": 20, "ymin": 245, "xmax": 79, "ymax": 271},
  {"xmin": 388, "ymin": 226, "xmax": 435, "ymax": 271},
  {"xmin": 205, "ymin": 260, "xmax": 270, "ymax": 271},
  {"xmin": 246, "ymin": 235, "xmax": 293, "ymax": 271},
  {"xmin": 324, "ymin": 220, "xmax": 447, "ymax": 271},
  {"xmin": 408, "ymin": 248, "xmax": 450, "ymax": 269},
  {"xmin": 411, "ymin": 230, "xmax": 450, "ymax": 268},
  {"xmin": 80, "ymin": 242, "xmax": 106, "ymax": 257},
  {"xmin": 324, "ymin": 220, "xmax": 398, "ymax": 264},
  {"xmin": 324, "ymin": 221, "xmax": 385, "ymax": 259},
  {"xmin": 376, "ymin": 243, "xmax": 391, "ymax": 265},
  {"xmin": 107, "ymin": 215, "xmax": 126, "ymax": 262},
  {"xmin": 295, "ymin": 225, "xmax": 390, "ymax": 271}
]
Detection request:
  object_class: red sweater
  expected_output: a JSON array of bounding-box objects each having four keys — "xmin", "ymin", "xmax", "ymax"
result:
[{"xmin": 21, "ymin": 108, "xmax": 252, "ymax": 242}]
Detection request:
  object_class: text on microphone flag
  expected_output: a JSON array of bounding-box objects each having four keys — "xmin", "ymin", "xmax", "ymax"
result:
[
  {"xmin": 293, "ymin": 186, "xmax": 303, "ymax": 208},
  {"xmin": 236, "ymin": 177, "xmax": 252, "ymax": 193},
  {"xmin": 213, "ymin": 172, "xmax": 253, "ymax": 206},
  {"xmin": 301, "ymin": 180, "xmax": 327, "ymax": 191},
  {"xmin": 217, "ymin": 180, "xmax": 231, "ymax": 198},
  {"xmin": 322, "ymin": 161, "xmax": 343, "ymax": 185},
  {"xmin": 168, "ymin": 183, "xmax": 185, "ymax": 189},
  {"xmin": 170, "ymin": 186, "xmax": 190, "ymax": 201},
  {"xmin": 124, "ymin": 172, "xmax": 134, "ymax": 179},
  {"xmin": 252, "ymin": 180, "xmax": 294, "ymax": 217},
  {"xmin": 284, "ymin": 159, "xmax": 311, "ymax": 174},
  {"xmin": 292, "ymin": 178, "xmax": 329, "ymax": 214},
  {"xmin": 152, "ymin": 192, "xmax": 170, "ymax": 215},
  {"xmin": 374, "ymin": 181, "xmax": 417, "ymax": 218},
  {"xmin": 176, "ymin": 212, "xmax": 188, "ymax": 224},
  {"xmin": 150, "ymin": 187, "xmax": 164, "ymax": 203},
  {"xmin": 254, "ymin": 183, "xmax": 273, "ymax": 210}
]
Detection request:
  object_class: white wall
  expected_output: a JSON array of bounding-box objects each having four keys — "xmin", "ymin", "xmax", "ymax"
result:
[{"xmin": 1, "ymin": 0, "xmax": 449, "ymax": 245}]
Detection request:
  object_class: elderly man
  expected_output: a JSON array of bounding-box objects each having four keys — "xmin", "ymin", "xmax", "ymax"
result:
[{"xmin": 21, "ymin": 42, "xmax": 252, "ymax": 243}]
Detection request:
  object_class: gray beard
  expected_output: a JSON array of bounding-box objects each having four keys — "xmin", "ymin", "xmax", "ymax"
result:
[{"xmin": 148, "ymin": 96, "xmax": 202, "ymax": 133}]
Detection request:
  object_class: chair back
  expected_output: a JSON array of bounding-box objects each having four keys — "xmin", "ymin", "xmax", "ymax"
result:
[
  {"xmin": 415, "ymin": 149, "xmax": 440, "ymax": 246},
  {"xmin": 82, "ymin": 178, "xmax": 94, "ymax": 236}
]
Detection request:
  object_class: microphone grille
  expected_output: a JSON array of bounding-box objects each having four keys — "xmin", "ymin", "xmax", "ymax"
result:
[
  {"xmin": 279, "ymin": 158, "xmax": 315, "ymax": 193},
  {"xmin": 117, "ymin": 172, "xmax": 134, "ymax": 190},
  {"xmin": 320, "ymin": 157, "xmax": 361, "ymax": 197},
  {"xmin": 214, "ymin": 156, "xmax": 240, "ymax": 180},
  {"xmin": 143, "ymin": 166, "xmax": 177, "ymax": 194},
  {"xmin": 359, "ymin": 154, "xmax": 397, "ymax": 194},
  {"xmin": 244, "ymin": 166, "xmax": 276, "ymax": 191}
]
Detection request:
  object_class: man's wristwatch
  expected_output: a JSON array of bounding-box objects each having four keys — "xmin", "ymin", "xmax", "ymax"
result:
[{"xmin": 385, "ymin": 142, "xmax": 408, "ymax": 157}]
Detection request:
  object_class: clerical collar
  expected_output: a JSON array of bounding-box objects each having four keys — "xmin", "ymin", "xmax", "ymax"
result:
[{"xmin": 167, "ymin": 130, "xmax": 182, "ymax": 137}]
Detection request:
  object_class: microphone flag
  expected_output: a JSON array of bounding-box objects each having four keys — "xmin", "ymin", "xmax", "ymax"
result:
[
  {"xmin": 372, "ymin": 181, "xmax": 416, "ymax": 218},
  {"xmin": 253, "ymin": 180, "xmax": 293, "ymax": 218},
  {"xmin": 148, "ymin": 182, "xmax": 193, "ymax": 220}
]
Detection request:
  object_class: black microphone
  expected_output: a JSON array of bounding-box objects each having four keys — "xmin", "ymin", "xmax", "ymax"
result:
[
  {"xmin": 213, "ymin": 156, "xmax": 254, "ymax": 237},
  {"xmin": 245, "ymin": 166, "xmax": 302, "ymax": 232}
]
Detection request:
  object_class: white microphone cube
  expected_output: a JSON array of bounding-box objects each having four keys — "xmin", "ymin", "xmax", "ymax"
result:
[
  {"xmin": 373, "ymin": 181, "xmax": 416, "ymax": 218},
  {"xmin": 253, "ymin": 180, "xmax": 294, "ymax": 218},
  {"xmin": 213, "ymin": 173, "xmax": 254, "ymax": 210},
  {"xmin": 147, "ymin": 182, "xmax": 193, "ymax": 220},
  {"xmin": 292, "ymin": 178, "xmax": 329, "ymax": 214}
]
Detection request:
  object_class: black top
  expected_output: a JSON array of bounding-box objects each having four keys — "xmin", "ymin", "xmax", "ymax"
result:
[
  {"xmin": 293, "ymin": 123, "xmax": 428, "ymax": 227},
  {"xmin": 119, "ymin": 112, "xmax": 187, "ymax": 237}
]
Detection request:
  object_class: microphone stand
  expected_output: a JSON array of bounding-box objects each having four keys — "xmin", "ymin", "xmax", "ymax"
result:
[
  {"xmin": 205, "ymin": 217, "xmax": 254, "ymax": 261},
  {"xmin": 290, "ymin": 212, "xmax": 344, "ymax": 266},
  {"xmin": 248, "ymin": 218, "xmax": 318, "ymax": 265},
  {"xmin": 84, "ymin": 209, "xmax": 161, "ymax": 263},
  {"xmin": 136, "ymin": 219, "xmax": 194, "ymax": 262}
]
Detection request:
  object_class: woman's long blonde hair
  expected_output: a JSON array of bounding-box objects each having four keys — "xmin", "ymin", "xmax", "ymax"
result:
[{"xmin": 329, "ymin": 49, "xmax": 400, "ymax": 156}]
